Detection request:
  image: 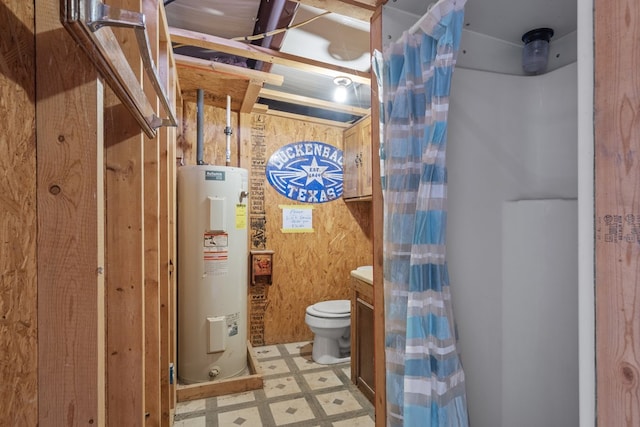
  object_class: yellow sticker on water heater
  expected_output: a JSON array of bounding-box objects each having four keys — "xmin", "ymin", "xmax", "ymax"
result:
[{"xmin": 236, "ymin": 204, "xmax": 247, "ymax": 229}]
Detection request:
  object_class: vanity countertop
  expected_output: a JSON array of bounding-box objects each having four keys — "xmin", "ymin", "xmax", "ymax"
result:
[{"xmin": 350, "ymin": 266, "xmax": 372, "ymax": 285}]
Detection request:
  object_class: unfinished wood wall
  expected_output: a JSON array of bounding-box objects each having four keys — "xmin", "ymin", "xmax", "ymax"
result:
[
  {"xmin": 180, "ymin": 100, "xmax": 240, "ymax": 166},
  {"xmin": 30, "ymin": 0, "xmax": 178, "ymax": 424},
  {"xmin": 249, "ymin": 114, "xmax": 372, "ymax": 344},
  {"xmin": 594, "ymin": 0, "xmax": 640, "ymax": 424},
  {"xmin": 0, "ymin": 1, "xmax": 37, "ymax": 423}
]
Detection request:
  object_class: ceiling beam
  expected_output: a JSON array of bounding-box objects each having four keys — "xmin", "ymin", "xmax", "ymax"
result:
[
  {"xmin": 169, "ymin": 27, "xmax": 371, "ymax": 86},
  {"xmin": 259, "ymin": 88, "xmax": 370, "ymax": 116},
  {"xmin": 292, "ymin": 0, "xmax": 376, "ymax": 21},
  {"xmin": 241, "ymin": 80, "xmax": 264, "ymax": 113},
  {"xmin": 263, "ymin": 108, "xmax": 353, "ymax": 128},
  {"xmin": 175, "ymin": 54, "xmax": 284, "ymax": 86}
]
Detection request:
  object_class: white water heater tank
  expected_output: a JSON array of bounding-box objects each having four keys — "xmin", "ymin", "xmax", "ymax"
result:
[{"xmin": 177, "ymin": 165, "xmax": 249, "ymax": 383}]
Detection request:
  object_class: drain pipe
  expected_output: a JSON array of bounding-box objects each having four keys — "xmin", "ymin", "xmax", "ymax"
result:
[
  {"xmin": 262, "ymin": 0, "xmax": 286, "ymax": 48},
  {"xmin": 196, "ymin": 88, "xmax": 205, "ymax": 165},
  {"xmin": 254, "ymin": 0, "xmax": 286, "ymax": 70}
]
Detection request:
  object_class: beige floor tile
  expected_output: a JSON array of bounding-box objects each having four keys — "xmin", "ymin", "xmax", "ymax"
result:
[
  {"xmin": 269, "ymin": 397, "xmax": 316, "ymax": 425},
  {"xmin": 217, "ymin": 406, "xmax": 263, "ymax": 427},
  {"xmin": 316, "ymin": 389, "xmax": 363, "ymax": 416},
  {"xmin": 342, "ymin": 366, "xmax": 351, "ymax": 380},
  {"xmin": 173, "ymin": 415, "xmax": 206, "ymax": 427},
  {"xmin": 302, "ymin": 370, "xmax": 343, "ymax": 390},
  {"xmin": 291, "ymin": 355, "xmax": 323, "ymax": 371},
  {"xmin": 263, "ymin": 375, "xmax": 302, "ymax": 398},
  {"xmin": 260, "ymin": 358, "xmax": 291, "ymax": 375},
  {"xmin": 175, "ymin": 398, "xmax": 206, "ymax": 414},
  {"xmin": 254, "ymin": 344, "xmax": 281, "ymax": 359},
  {"xmin": 332, "ymin": 415, "xmax": 375, "ymax": 427},
  {"xmin": 283, "ymin": 341, "xmax": 312, "ymax": 356},
  {"xmin": 216, "ymin": 390, "xmax": 256, "ymax": 407}
]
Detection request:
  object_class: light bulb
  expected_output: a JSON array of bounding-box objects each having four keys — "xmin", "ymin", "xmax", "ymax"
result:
[{"xmin": 334, "ymin": 85, "xmax": 347, "ymax": 103}]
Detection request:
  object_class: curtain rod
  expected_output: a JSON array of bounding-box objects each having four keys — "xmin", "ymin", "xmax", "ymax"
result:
[
  {"xmin": 409, "ymin": 2, "xmax": 437, "ymax": 34},
  {"xmin": 408, "ymin": 0, "xmax": 466, "ymax": 34}
]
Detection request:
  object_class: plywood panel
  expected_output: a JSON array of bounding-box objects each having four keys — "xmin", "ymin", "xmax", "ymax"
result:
[
  {"xmin": 1, "ymin": 1, "xmax": 36, "ymax": 423},
  {"xmin": 594, "ymin": 0, "xmax": 640, "ymax": 424},
  {"xmin": 250, "ymin": 113, "xmax": 373, "ymax": 345},
  {"xmin": 182, "ymin": 101, "xmax": 240, "ymax": 166}
]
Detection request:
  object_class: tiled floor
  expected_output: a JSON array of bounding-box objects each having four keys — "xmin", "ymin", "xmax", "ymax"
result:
[{"xmin": 174, "ymin": 341, "xmax": 375, "ymax": 426}]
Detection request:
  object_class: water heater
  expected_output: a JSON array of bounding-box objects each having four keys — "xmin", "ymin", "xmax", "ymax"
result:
[{"xmin": 177, "ymin": 165, "xmax": 249, "ymax": 383}]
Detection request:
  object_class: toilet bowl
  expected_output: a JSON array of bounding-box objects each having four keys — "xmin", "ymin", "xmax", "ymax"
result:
[{"xmin": 305, "ymin": 299, "xmax": 351, "ymax": 364}]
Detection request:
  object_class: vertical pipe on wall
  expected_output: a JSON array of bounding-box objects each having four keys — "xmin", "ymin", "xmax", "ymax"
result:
[
  {"xmin": 225, "ymin": 95, "xmax": 232, "ymax": 166},
  {"xmin": 197, "ymin": 88, "xmax": 204, "ymax": 165}
]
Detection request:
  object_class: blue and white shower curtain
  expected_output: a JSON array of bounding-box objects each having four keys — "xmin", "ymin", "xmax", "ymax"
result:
[{"xmin": 374, "ymin": 0, "xmax": 469, "ymax": 425}]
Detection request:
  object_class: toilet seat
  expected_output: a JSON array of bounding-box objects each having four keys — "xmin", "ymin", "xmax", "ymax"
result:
[{"xmin": 306, "ymin": 300, "xmax": 350, "ymax": 318}]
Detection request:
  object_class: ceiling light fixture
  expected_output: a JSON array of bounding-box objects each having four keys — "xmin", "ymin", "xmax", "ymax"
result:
[
  {"xmin": 333, "ymin": 76, "xmax": 352, "ymax": 103},
  {"xmin": 521, "ymin": 28, "xmax": 554, "ymax": 75}
]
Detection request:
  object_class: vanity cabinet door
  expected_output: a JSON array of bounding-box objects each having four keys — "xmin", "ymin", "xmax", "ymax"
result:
[
  {"xmin": 356, "ymin": 297, "xmax": 375, "ymax": 402},
  {"xmin": 343, "ymin": 115, "xmax": 372, "ymax": 200},
  {"xmin": 351, "ymin": 276, "xmax": 375, "ymax": 403}
]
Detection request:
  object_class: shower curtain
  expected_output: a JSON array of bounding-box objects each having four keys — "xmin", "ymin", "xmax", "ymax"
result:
[{"xmin": 375, "ymin": 0, "xmax": 468, "ymax": 425}]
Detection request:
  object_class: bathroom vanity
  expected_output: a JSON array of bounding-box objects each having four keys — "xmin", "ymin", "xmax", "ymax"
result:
[{"xmin": 350, "ymin": 266, "xmax": 375, "ymax": 403}]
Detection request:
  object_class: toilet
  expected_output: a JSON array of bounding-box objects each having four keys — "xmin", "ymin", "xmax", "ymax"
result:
[{"xmin": 305, "ymin": 299, "xmax": 351, "ymax": 364}]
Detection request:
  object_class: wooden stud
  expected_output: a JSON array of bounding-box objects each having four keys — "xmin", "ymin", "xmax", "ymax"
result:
[
  {"xmin": 158, "ymin": 23, "xmax": 173, "ymax": 427},
  {"xmin": 35, "ymin": 0, "xmax": 104, "ymax": 424},
  {"xmin": 169, "ymin": 69, "xmax": 179, "ymax": 415},
  {"xmin": 142, "ymin": 1, "xmax": 161, "ymax": 424},
  {"xmin": 104, "ymin": 0, "xmax": 146, "ymax": 423},
  {"xmin": 594, "ymin": 0, "xmax": 640, "ymax": 424},
  {"xmin": 370, "ymin": 5, "xmax": 386, "ymax": 426}
]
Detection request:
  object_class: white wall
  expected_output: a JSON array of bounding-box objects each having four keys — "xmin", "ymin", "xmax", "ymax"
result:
[{"xmin": 446, "ymin": 64, "xmax": 579, "ymax": 427}]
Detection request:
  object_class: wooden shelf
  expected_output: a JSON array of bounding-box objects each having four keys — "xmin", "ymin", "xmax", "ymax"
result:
[{"xmin": 175, "ymin": 54, "xmax": 283, "ymax": 113}]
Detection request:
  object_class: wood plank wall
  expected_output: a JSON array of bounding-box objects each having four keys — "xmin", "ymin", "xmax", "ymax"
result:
[
  {"xmin": 594, "ymin": 0, "xmax": 640, "ymax": 424},
  {"xmin": 0, "ymin": 1, "xmax": 37, "ymax": 423},
  {"xmin": 31, "ymin": 0, "xmax": 178, "ymax": 423}
]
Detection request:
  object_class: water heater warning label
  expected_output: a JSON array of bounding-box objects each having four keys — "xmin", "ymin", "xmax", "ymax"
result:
[
  {"xmin": 204, "ymin": 232, "xmax": 228, "ymax": 247},
  {"xmin": 203, "ymin": 232, "xmax": 228, "ymax": 276},
  {"xmin": 226, "ymin": 312, "xmax": 239, "ymax": 337}
]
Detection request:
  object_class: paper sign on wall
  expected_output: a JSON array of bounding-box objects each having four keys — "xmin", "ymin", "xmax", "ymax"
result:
[
  {"xmin": 236, "ymin": 204, "xmax": 247, "ymax": 229},
  {"xmin": 280, "ymin": 205, "xmax": 313, "ymax": 233}
]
